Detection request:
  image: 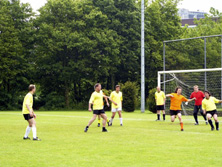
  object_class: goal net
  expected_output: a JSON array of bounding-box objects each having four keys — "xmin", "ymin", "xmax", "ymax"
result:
[{"xmin": 158, "ymin": 68, "xmax": 222, "ymax": 115}]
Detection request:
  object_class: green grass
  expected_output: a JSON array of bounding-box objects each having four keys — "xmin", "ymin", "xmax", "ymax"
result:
[{"xmin": 0, "ymin": 111, "xmax": 222, "ymax": 167}]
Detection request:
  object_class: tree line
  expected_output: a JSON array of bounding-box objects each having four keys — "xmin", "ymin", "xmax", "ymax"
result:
[{"xmin": 1, "ymin": 0, "xmax": 222, "ymax": 110}]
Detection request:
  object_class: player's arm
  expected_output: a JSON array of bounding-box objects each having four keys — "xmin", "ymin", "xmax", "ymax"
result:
[
  {"xmin": 88, "ymin": 94, "xmax": 94, "ymax": 112},
  {"xmin": 202, "ymin": 102, "xmax": 206, "ymax": 114},
  {"xmin": 166, "ymin": 94, "xmax": 173, "ymax": 97},
  {"xmin": 187, "ymin": 97, "xmax": 196, "ymax": 102},
  {"xmin": 103, "ymin": 95, "xmax": 110, "ymax": 107},
  {"xmin": 109, "ymin": 97, "xmax": 118, "ymax": 106},
  {"xmin": 26, "ymin": 104, "xmax": 33, "ymax": 116}
]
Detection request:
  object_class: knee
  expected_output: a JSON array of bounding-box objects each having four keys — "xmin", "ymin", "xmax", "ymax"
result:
[{"xmin": 171, "ymin": 119, "xmax": 174, "ymax": 122}]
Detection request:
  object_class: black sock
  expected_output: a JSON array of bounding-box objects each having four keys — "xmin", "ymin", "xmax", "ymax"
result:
[
  {"xmin": 208, "ymin": 120, "xmax": 214, "ymax": 128},
  {"xmin": 201, "ymin": 113, "xmax": 207, "ymax": 121},
  {"xmin": 163, "ymin": 114, "xmax": 165, "ymax": 120},
  {"xmin": 102, "ymin": 127, "xmax": 106, "ymax": 130},
  {"xmin": 216, "ymin": 122, "xmax": 219, "ymax": 129},
  {"xmin": 86, "ymin": 126, "xmax": 89, "ymax": 128},
  {"xmin": 193, "ymin": 114, "xmax": 198, "ymax": 124},
  {"xmin": 157, "ymin": 114, "xmax": 160, "ymax": 120}
]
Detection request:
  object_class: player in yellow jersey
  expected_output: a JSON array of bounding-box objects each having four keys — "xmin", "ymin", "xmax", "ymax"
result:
[
  {"xmin": 84, "ymin": 83, "xmax": 109, "ymax": 132},
  {"xmin": 202, "ymin": 91, "xmax": 222, "ymax": 131},
  {"xmin": 97, "ymin": 90, "xmax": 110, "ymax": 127},
  {"xmin": 155, "ymin": 86, "xmax": 166, "ymax": 121},
  {"xmin": 109, "ymin": 85, "xmax": 123, "ymax": 126},
  {"xmin": 22, "ymin": 85, "xmax": 41, "ymax": 141}
]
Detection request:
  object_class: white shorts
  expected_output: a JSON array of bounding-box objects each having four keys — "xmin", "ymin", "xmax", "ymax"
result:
[{"xmin": 112, "ymin": 107, "xmax": 122, "ymax": 112}]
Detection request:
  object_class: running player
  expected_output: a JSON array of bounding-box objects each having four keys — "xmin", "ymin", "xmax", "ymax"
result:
[
  {"xmin": 97, "ymin": 90, "xmax": 110, "ymax": 127},
  {"xmin": 202, "ymin": 91, "xmax": 222, "ymax": 131},
  {"xmin": 155, "ymin": 86, "xmax": 166, "ymax": 121},
  {"xmin": 22, "ymin": 85, "xmax": 41, "ymax": 141},
  {"xmin": 84, "ymin": 83, "xmax": 108, "ymax": 132},
  {"xmin": 109, "ymin": 85, "xmax": 123, "ymax": 126},
  {"xmin": 166, "ymin": 87, "xmax": 196, "ymax": 131},
  {"xmin": 189, "ymin": 85, "xmax": 207, "ymax": 125}
]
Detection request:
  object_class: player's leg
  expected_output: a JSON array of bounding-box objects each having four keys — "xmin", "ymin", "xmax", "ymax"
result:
[
  {"xmin": 207, "ymin": 113, "xmax": 214, "ymax": 130},
  {"xmin": 101, "ymin": 113, "xmax": 108, "ymax": 132},
  {"xmin": 97, "ymin": 115, "xmax": 101, "ymax": 127},
  {"xmin": 109, "ymin": 109, "xmax": 116, "ymax": 126},
  {"xmin": 156, "ymin": 110, "xmax": 161, "ymax": 121},
  {"xmin": 162, "ymin": 110, "xmax": 166, "ymax": 121},
  {"xmin": 23, "ymin": 119, "xmax": 32, "ymax": 140},
  {"xmin": 177, "ymin": 112, "xmax": 184, "ymax": 131},
  {"xmin": 193, "ymin": 105, "xmax": 199, "ymax": 125},
  {"xmin": 118, "ymin": 110, "xmax": 123, "ymax": 126},
  {"xmin": 30, "ymin": 118, "xmax": 40, "ymax": 141},
  {"xmin": 200, "ymin": 106, "xmax": 208, "ymax": 125},
  {"xmin": 170, "ymin": 110, "xmax": 176, "ymax": 122},
  {"xmin": 213, "ymin": 113, "xmax": 219, "ymax": 131},
  {"xmin": 84, "ymin": 114, "xmax": 97, "ymax": 132}
]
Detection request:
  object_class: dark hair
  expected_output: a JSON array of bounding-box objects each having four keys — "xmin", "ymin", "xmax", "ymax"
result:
[
  {"xmin": 28, "ymin": 84, "xmax": 35, "ymax": 91},
  {"xmin": 174, "ymin": 86, "xmax": 182, "ymax": 93},
  {"xmin": 204, "ymin": 90, "xmax": 211, "ymax": 96},
  {"xmin": 94, "ymin": 83, "xmax": 101, "ymax": 90},
  {"xmin": 116, "ymin": 85, "xmax": 120, "ymax": 89}
]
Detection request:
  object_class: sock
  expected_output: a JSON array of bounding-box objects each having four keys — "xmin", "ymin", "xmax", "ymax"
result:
[
  {"xmin": 32, "ymin": 126, "xmax": 37, "ymax": 138},
  {"xmin": 120, "ymin": 118, "xmax": 123, "ymax": 124},
  {"xmin": 180, "ymin": 122, "xmax": 184, "ymax": 130},
  {"xmin": 86, "ymin": 126, "xmax": 89, "ymax": 128},
  {"xmin": 157, "ymin": 114, "xmax": 160, "ymax": 120},
  {"xmin": 203, "ymin": 115, "xmax": 207, "ymax": 121},
  {"xmin": 208, "ymin": 120, "xmax": 214, "ymax": 128},
  {"xmin": 24, "ymin": 126, "xmax": 32, "ymax": 138},
  {"xmin": 110, "ymin": 118, "xmax": 113, "ymax": 123},
  {"xmin": 194, "ymin": 114, "xmax": 198, "ymax": 124},
  {"xmin": 216, "ymin": 122, "xmax": 219, "ymax": 129},
  {"xmin": 102, "ymin": 127, "xmax": 106, "ymax": 130},
  {"xmin": 163, "ymin": 114, "xmax": 165, "ymax": 120},
  {"xmin": 98, "ymin": 119, "xmax": 101, "ymax": 124}
]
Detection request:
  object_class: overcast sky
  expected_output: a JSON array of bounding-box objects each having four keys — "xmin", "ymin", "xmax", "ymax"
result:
[{"xmin": 20, "ymin": 0, "xmax": 222, "ymax": 13}]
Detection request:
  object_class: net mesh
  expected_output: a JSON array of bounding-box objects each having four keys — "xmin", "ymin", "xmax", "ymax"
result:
[{"xmin": 161, "ymin": 70, "xmax": 222, "ymax": 115}]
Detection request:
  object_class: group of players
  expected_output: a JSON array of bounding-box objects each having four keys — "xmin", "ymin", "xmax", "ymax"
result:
[{"xmin": 155, "ymin": 85, "xmax": 222, "ymax": 131}]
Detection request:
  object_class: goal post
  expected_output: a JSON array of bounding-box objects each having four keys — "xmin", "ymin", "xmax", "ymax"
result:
[{"xmin": 157, "ymin": 68, "xmax": 222, "ymax": 115}]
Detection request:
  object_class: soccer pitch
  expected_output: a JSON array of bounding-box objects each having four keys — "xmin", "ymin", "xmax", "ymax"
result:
[{"xmin": 1, "ymin": 111, "xmax": 222, "ymax": 167}]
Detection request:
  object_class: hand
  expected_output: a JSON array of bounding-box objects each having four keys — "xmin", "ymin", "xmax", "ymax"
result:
[
  {"xmin": 193, "ymin": 97, "xmax": 196, "ymax": 100},
  {"xmin": 107, "ymin": 102, "xmax": 110, "ymax": 107},
  {"xmin": 114, "ymin": 103, "xmax": 118, "ymax": 106},
  {"xmin": 88, "ymin": 108, "xmax": 92, "ymax": 112},
  {"xmin": 34, "ymin": 114, "xmax": 36, "ymax": 119},
  {"xmin": 30, "ymin": 113, "xmax": 33, "ymax": 117}
]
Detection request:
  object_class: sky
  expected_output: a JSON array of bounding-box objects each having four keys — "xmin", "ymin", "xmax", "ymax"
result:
[{"xmin": 20, "ymin": 0, "xmax": 222, "ymax": 13}]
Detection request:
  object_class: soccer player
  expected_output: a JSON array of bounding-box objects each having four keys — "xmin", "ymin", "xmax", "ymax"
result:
[
  {"xmin": 109, "ymin": 85, "xmax": 123, "ymax": 126},
  {"xmin": 189, "ymin": 85, "xmax": 207, "ymax": 125},
  {"xmin": 97, "ymin": 90, "xmax": 110, "ymax": 127},
  {"xmin": 166, "ymin": 87, "xmax": 195, "ymax": 131},
  {"xmin": 22, "ymin": 84, "xmax": 41, "ymax": 141},
  {"xmin": 155, "ymin": 86, "xmax": 166, "ymax": 121},
  {"xmin": 84, "ymin": 83, "xmax": 108, "ymax": 132},
  {"xmin": 202, "ymin": 91, "xmax": 222, "ymax": 131}
]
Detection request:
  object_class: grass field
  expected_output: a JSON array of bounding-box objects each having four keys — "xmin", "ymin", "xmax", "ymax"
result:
[{"xmin": 1, "ymin": 111, "xmax": 222, "ymax": 167}]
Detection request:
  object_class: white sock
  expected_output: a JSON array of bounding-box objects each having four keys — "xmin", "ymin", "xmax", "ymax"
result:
[
  {"xmin": 24, "ymin": 126, "xmax": 31, "ymax": 138},
  {"xmin": 110, "ymin": 118, "xmax": 113, "ymax": 123},
  {"xmin": 32, "ymin": 126, "xmax": 37, "ymax": 138},
  {"xmin": 120, "ymin": 118, "xmax": 123, "ymax": 124}
]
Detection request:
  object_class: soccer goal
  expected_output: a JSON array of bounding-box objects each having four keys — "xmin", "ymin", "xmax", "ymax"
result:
[{"xmin": 158, "ymin": 68, "xmax": 222, "ymax": 115}]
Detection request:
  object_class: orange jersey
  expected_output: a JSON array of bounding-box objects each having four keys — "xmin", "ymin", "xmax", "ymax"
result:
[{"xmin": 170, "ymin": 93, "xmax": 188, "ymax": 110}]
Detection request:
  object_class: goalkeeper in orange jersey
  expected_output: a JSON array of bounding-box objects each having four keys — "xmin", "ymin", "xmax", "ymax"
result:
[{"xmin": 166, "ymin": 87, "xmax": 196, "ymax": 131}]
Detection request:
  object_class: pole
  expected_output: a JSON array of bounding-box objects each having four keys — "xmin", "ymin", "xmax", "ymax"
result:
[
  {"xmin": 204, "ymin": 38, "xmax": 207, "ymax": 90},
  {"xmin": 221, "ymin": 37, "xmax": 222, "ymax": 106},
  {"xmin": 141, "ymin": 0, "xmax": 145, "ymax": 113},
  {"xmin": 163, "ymin": 42, "xmax": 166, "ymax": 93}
]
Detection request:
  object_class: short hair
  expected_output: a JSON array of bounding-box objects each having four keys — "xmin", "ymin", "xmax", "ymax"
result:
[
  {"xmin": 116, "ymin": 85, "xmax": 120, "ymax": 88},
  {"xmin": 193, "ymin": 85, "xmax": 198, "ymax": 88},
  {"xmin": 28, "ymin": 84, "xmax": 35, "ymax": 91},
  {"xmin": 94, "ymin": 83, "xmax": 101, "ymax": 90},
  {"xmin": 174, "ymin": 86, "xmax": 182, "ymax": 93},
  {"xmin": 204, "ymin": 90, "xmax": 211, "ymax": 96}
]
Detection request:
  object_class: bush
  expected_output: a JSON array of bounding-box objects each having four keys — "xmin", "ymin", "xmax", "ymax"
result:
[
  {"xmin": 121, "ymin": 81, "xmax": 139, "ymax": 112},
  {"xmin": 147, "ymin": 88, "xmax": 156, "ymax": 113}
]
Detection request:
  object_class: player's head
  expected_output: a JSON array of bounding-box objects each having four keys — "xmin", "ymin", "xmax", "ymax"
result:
[
  {"xmin": 29, "ymin": 84, "xmax": 36, "ymax": 94},
  {"xmin": 204, "ymin": 90, "xmax": 211, "ymax": 99},
  {"xmin": 175, "ymin": 86, "xmax": 182, "ymax": 94},
  {"xmin": 116, "ymin": 85, "xmax": 120, "ymax": 92},
  {"xmin": 156, "ymin": 86, "xmax": 161, "ymax": 92},
  {"xmin": 94, "ymin": 83, "xmax": 101, "ymax": 91},
  {"xmin": 193, "ymin": 85, "xmax": 199, "ymax": 92}
]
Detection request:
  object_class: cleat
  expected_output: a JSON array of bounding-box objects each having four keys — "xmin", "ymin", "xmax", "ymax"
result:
[
  {"xmin": 33, "ymin": 137, "xmax": 41, "ymax": 141},
  {"xmin": 216, "ymin": 128, "xmax": 219, "ymax": 131},
  {"xmin": 211, "ymin": 127, "xmax": 215, "ymax": 131},
  {"xmin": 84, "ymin": 127, "xmax": 88, "ymax": 132},
  {"xmin": 23, "ymin": 137, "xmax": 31, "ymax": 140},
  {"xmin": 194, "ymin": 123, "xmax": 199, "ymax": 125},
  {"xmin": 120, "ymin": 124, "xmax": 123, "ymax": 126},
  {"xmin": 109, "ymin": 122, "xmax": 112, "ymax": 126},
  {"xmin": 181, "ymin": 129, "xmax": 184, "ymax": 131},
  {"xmin": 98, "ymin": 123, "xmax": 100, "ymax": 127},
  {"xmin": 102, "ymin": 128, "xmax": 108, "ymax": 132},
  {"xmin": 155, "ymin": 119, "xmax": 161, "ymax": 121},
  {"xmin": 205, "ymin": 121, "xmax": 208, "ymax": 125}
]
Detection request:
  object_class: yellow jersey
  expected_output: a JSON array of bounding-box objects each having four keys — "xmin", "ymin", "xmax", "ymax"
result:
[
  {"xmin": 202, "ymin": 97, "xmax": 219, "ymax": 111},
  {"xmin": 22, "ymin": 93, "xmax": 33, "ymax": 114},
  {"xmin": 155, "ymin": 91, "xmax": 166, "ymax": 106},
  {"xmin": 110, "ymin": 91, "xmax": 123, "ymax": 109},
  {"xmin": 89, "ymin": 91, "xmax": 104, "ymax": 110}
]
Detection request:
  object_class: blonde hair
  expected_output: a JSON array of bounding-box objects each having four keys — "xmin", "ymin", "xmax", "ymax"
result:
[{"xmin": 193, "ymin": 85, "xmax": 198, "ymax": 88}]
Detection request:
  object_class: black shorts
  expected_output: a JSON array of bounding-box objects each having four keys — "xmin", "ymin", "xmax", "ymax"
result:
[
  {"xmin": 206, "ymin": 110, "xmax": 217, "ymax": 116},
  {"xmin": 156, "ymin": 105, "xmax": 165, "ymax": 111},
  {"xmin": 170, "ymin": 110, "xmax": 181, "ymax": 116},
  {"xmin": 93, "ymin": 109, "xmax": 105, "ymax": 115},
  {"xmin": 23, "ymin": 114, "xmax": 33, "ymax": 120}
]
